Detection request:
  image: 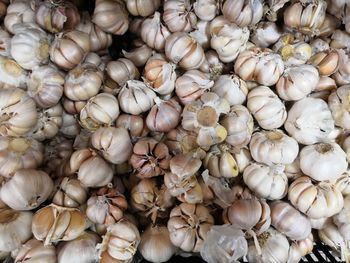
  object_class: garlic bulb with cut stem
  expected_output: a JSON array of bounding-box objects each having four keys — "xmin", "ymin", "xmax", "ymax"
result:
[
  {"xmin": 163, "ymin": 0, "xmax": 197, "ymax": 33},
  {"xmin": 0, "ymin": 56, "xmax": 27, "ymax": 88},
  {"xmin": 52, "ymin": 177, "xmax": 88, "ymax": 208},
  {"xmin": 4, "ymin": 0, "xmax": 35, "ymax": 34},
  {"xmin": 123, "ymin": 42, "xmax": 152, "ymax": 67},
  {"xmin": 116, "ymin": 114, "xmax": 148, "ymax": 139},
  {"xmin": 106, "ymin": 58, "xmax": 140, "ymax": 87},
  {"xmin": 194, "ymin": 0, "xmax": 218, "ymax": 21},
  {"xmin": 0, "ymin": 169, "xmax": 53, "ymax": 210},
  {"xmin": 251, "ymin": 21, "xmax": 281, "ymax": 48},
  {"xmin": 15, "ymin": 239, "xmax": 56, "ymax": 263},
  {"xmin": 126, "ymin": 0, "xmax": 161, "ymax": 17},
  {"xmin": 328, "ymin": 85, "xmax": 350, "ymax": 130},
  {"xmin": 309, "ymin": 49, "xmax": 340, "ymax": 76}
]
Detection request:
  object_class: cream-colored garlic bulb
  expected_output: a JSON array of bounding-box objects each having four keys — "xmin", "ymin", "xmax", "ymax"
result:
[
  {"xmin": 0, "ymin": 56, "xmax": 27, "ymax": 88},
  {"xmin": 0, "ymin": 169, "xmax": 53, "ymax": 210},
  {"xmin": 15, "ymin": 239, "xmax": 56, "ymax": 263},
  {"xmin": 250, "ymin": 130, "xmax": 299, "ymax": 165},
  {"xmin": 284, "ymin": 97, "xmax": 335, "ymax": 145},
  {"xmin": 300, "ymin": 142, "xmax": 347, "ymax": 181},
  {"xmin": 193, "ymin": 0, "xmax": 218, "ymax": 21},
  {"xmin": 328, "ymin": 85, "xmax": 350, "ymax": 130},
  {"xmin": 288, "ymin": 176, "xmax": 344, "ymax": 219},
  {"xmin": 182, "ymin": 92, "xmax": 230, "ymax": 148},
  {"xmin": 234, "ymin": 48, "xmax": 284, "ymax": 86},
  {"xmin": 221, "ymin": 0, "xmax": 264, "ymax": 27},
  {"xmin": 118, "ymin": 80, "xmax": 156, "ymax": 115},
  {"xmin": 168, "ymin": 203, "xmax": 214, "ymax": 252},
  {"xmin": 175, "ymin": 70, "xmax": 214, "ymax": 105},
  {"xmin": 251, "ymin": 21, "xmax": 281, "ymax": 48},
  {"xmin": 277, "ymin": 64, "xmax": 320, "ymax": 101},
  {"xmin": 247, "ymin": 86, "xmax": 287, "ymax": 130},
  {"xmin": 0, "ymin": 87, "xmax": 37, "ymax": 137},
  {"xmin": 288, "ymin": 234, "xmax": 314, "ymax": 263},
  {"xmin": 163, "ymin": 0, "xmax": 197, "ymax": 32},
  {"xmin": 92, "ymin": 0, "xmax": 129, "ymax": 35},
  {"xmin": 333, "ymin": 49, "xmax": 350, "ymax": 85},
  {"xmin": 50, "ymin": 30, "xmax": 90, "ymax": 71},
  {"xmin": 116, "ymin": 114, "xmax": 148, "ymax": 139},
  {"xmin": 309, "ymin": 49, "xmax": 340, "ymax": 76},
  {"xmin": 0, "ymin": 137, "xmax": 43, "ymax": 178},
  {"xmin": 52, "ymin": 177, "xmax": 88, "ymax": 208},
  {"xmin": 126, "ymin": 0, "xmax": 160, "ymax": 17},
  {"xmin": 70, "ymin": 148, "xmax": 113, "ymax": 188},
  {"xmin": 91, "ymin": 127, "xmax": 132, "ymax": 164},
  {"xmin": 106, "ymin": 58, "xmax": 140, "ymax": 87},
  {"xmin": 165, "ymin": 32, "xmax": 205, "ymax": 70},
  {"xmin": 234, "ymin": 148, "xmax": 253, "ymax": 174},
  {"xmin": 4, "ymin": 0, "xmax": 35, "ymax": 34},
  {"xmin": 80, "ymin": 93, "xmax": 119, "ymax": 131},
  {"xmin": 59, "ymin": 111, "xmax": 80, "ymax": 138},
  {"xmin": 243, "ymin": 163, "xmax": 288, "ymax": 200},
  {"xmin": 271, "ymin": 201, "xmax": 311, "ymax": 240},
  {"xmin": 123, "ymin": 42, "xmax": 152, "ymax": 68}
]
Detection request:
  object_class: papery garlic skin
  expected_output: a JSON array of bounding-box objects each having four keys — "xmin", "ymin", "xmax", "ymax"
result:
[
  {"xmin": 0, "ymin": 169, "xmax": 53, "ymax": 210},
  {"xmin": 0, "ymin": 56, "xmax": 27, "ymax": 88},
  {"xmin": 62, "ymin": 97, "xmax": 86, "ymax": 115},
  {"xmin": 333, "ymin": 195, "xmax": 350, "ymax": 241},
  {"xmin": 300, "ymin": 142, "xmax": 347, "ymax": 181},
  {"xmin": 52, "ymin": 177, "xmax": 88, "ymax": 208},
  {"xmin": 123, "ymin": 42, "xmax": 152, "ymax": 67},
  {"xmin": 330, "ymin": 30, "xmax": 350, "ymax": 50},
  {"xmin": 212, "ymin": 75, "xmax": 248, "ymax": 106},
  {"xmin": 194, "ymin": 0, "xmax": 218, "ymax": 21},
  {"xmin": 116, "ymin": 114, "xmax": 148, "ymax": 139},
  {"xmin": 318, "ymin": 222, "xmax": 348, "ymax": 258},
  {"xmin": 189, "ymin": 20, "xmax": 211, "ymax": 50},
  {"xmin": 60, "ymin": 111, "xmax": 80, "ymax": 138},
  {"xmin": 247, "ymin": 86, "xmax": 287, "ymax": 130},
  {"xmin": 328, "ymin": 85, "xmax": 350, "ymax": 130},
  {"xmin": 288, "ymin": 234, "xmax": 314, "ymax": 263},
  {"xmin": 15, "ymin": 239, "xmax": 56, "ymax": 263},
  {"xmin": 251, "ymin": 21, "xmax": 281, "ymax": 48},
  {"xmin": 276, "ymin": 64, "xmax": 320, "ymax": 101},
  {"xmin": 4, "ymin": 0, "xmax": 35, "ymax": 34},
  {"xmin": 333, "ymin": 49, "xmax": 350, "ymax": 85},
  {"xmin": 106, "ymin": 58, "xmax": 140, "ymax": 87},
  {"xmin": 284, "ymin": 97, "xmax": 335, "ymax": 145},
  {"xmin": 126, "ymin": 0, "xmax": 161, "ymax": 17},
  {"xmin": 163, "ymin": 0, "xmax": 197, "ymax": 32},
  {"xmin": 309, "ymin": 49, "xmax": 340, "ymax": 76}
]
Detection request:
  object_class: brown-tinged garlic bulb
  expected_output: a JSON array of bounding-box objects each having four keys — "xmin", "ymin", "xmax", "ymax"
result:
[
  {"xmin": 210, "ymin": 16, "xmax": 250, "ymax": 63},
  {"xmin": 143, "ymin": 54, "xmax": 177, "ymax": 96},
  {"xmin": 284, "ymin": 97, "xmax": 335, "ymax": 145},
  {"xmin": 328, "ymin": 85, "xmax": 350, "ymax": 130},
  {"xmin": 270, "ymin": 201, "xmax": 311, "ymax": 240},
  {"xmin": 0, "ymin": 0, "xmax": 8, "ymax": 18},
  {"xmin": 61, "ymin": 97, "xmax": 86, "ymax": 115},
  {"xmin": 123, "ymin": 42, "xmax": 152, "ymax": 68},
  {"xmin": 309, "ymin": 49, "xmax": 340, "ymax": 76},
  {"xmin": 80, "ymin": 93, "xmax": 119, "ymax": 131},
  {"xmin": 27, "ymin": 65, "xmax": 65, "ymax": 109},
  {"xmin": 165, "ymin": 32, "xmax": 205, "ymax": 70},
  {"xmin": 118, "ymin": 80, "xmax": 156, "ymax": 115},
  {"xmin": 130, "ymin": 138, "xmax": 171, "ymax": 178},
  {"xmin": 57, "ymin": 232, "xmax": 100, "ymax": 263},
  {"xmin": 69, "ymin": 148, "xmax": 113, "ymax": 188},
  {"xmin": 52, "ymin": 177, "xmax": 88, "ymax": 208},
  {"xmin": 106, "ymin": 58, "xmax": 140, "ymax": 87},
  {"xmin": 50, "ymin": 30, "xmax": 90, "ymax": 71},
  {"xmin": 193, "ymin": 0, "xmax": 219, "ymax": 21},
  {"xmin": 15, "ymin": 239, "xmax": 56, "ymax": 263},
  {"xmin": 0, "ymin": 169, "xmax": 53, "ymax": 210},
  {"xmin": 99, "ymin": 220, "xmax": 140, "ymax": 262},
  {"xmin": 4, "ymin": 0, "xmax": 35, "ymax": 34},
  {"xmin": 288, "ymin": 176, "xmax": 344, "ymax": 219},
  {"xmin": 0, "ymin": 56, "xmax": 27, "ymax": 88},
  {"xmin": 250, "ymin": 130, "xmax": 299, "ymax": 165},
  {"xmin": 32, "ymin": 204, "xmax": 87, "ymax": 245},
  {"xmin": 163, "ymin": 0, "xmax": 197, "ymax": 32},
  {"xmin": 251, "ymin": 21, "xmax": 281, "ymax": 48},
  {"xmin": 0, "ymin": 203, "xmax": 32, "ymax": 252},
  {"xmin": 0, "ymin": 87, "xmax": 37, "ymax": 137},
  {"xmin": 116, "ymin": 114, "xmax": 148, "ymax": 139},
  {"xmin": 168, "ymin": 203, "xmax": 214, "ymax": 252},
  {"xmin": 60, "ymin": 111, "xmax": 80, "ymax": 138},
  {"xmin": 182, "ymin": 92, "xmax": 230, "ymax": 148},
  {"xmin": 175, "ymin": 70, "xmax": 214, "ymax": 105},
  {"xmin": 234, "ymin": 48, "xmax": 284, "ymax": 86},
  {"xmin": 0, "ymin": 137, "xmax": 43, "ymax": 178},
  {"xmin": 288, "ymin": 234, "xmax": 314, "ymax": 263},
  {"xmin": 92, "ymin": 0, "xmax": 129, "ymax": 35},
  {"xmin": 146, "ymin": 98, "xmax": 182, "ymax": 133},
  {"xmin": 86, "ymin": 186, "xmax": 127, "ymax": 225},
  {"xmin": 126, "ymin": 0, "xmax": 161, "ymax": 17}
]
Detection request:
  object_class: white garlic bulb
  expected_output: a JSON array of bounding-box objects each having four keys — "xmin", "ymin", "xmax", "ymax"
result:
[
  {"xmin": 0, "ymin": 56, "xmax": 27, "ymax": 88},
  {"xmin": 4, "ymin": 0, "xmax": 35, "ymax": 34},
  {"xmin": 15, "ymin": 239, "xmax": 56, "ymax": 263},
  {"xmin": 163, "ymin": 0, "xmax": 197, "ymax": 32},
  {"xmin": 60, "ymin": 111, "xmax": 80, "ymax": 138},
  {"xmin": 328, "ymin": 85, "xmax": 350, "ymax": 130},
  {"xmin": 126, "ymin": 0, "xmax": 160, "ymax": 17},
  {"xmin": 194, "ymin": 0, "xmax": 218, "ymax": 21},
  {"xmin": 333, "ymin": 49, "xmax": 350, "ymax": 85},
  {"xmin": 106, "ymin": 58, "xmax": 140, "ymax": 87},
  {"xmin": 123, "ymin": 42, "xmax": 152, "ymax": 67},
  {"xmin": 251, "ymin": 21, "xmax": 281, "ymax": 48},
  {"xmin": 52, "ymin": 177, "xmax": 88, "ymax": 208},
  {"xmin": 0, "ymin": 27, "xmax": 11, "ymax": 57}
]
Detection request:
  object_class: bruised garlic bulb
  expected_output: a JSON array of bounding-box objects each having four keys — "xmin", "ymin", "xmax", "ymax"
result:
[
  {"xmin": 288, "ymin": 176, "xmax": 344, "ymax": 219},
  {"xmin": 309, "ymin": 49, "xmax": 340, "ymax": 76},
  {"xmin": 4, "ymin": 0, "xmax": 35, "ymax": 34},
  {"xmin": 126, "ymin": 0, "xmax": 160, "ymax": 17},
  {"xmin": 163, "ymin": 0, "xmax": 197, "ymax": 32},
  {"xmin": 251, "ymin": 21, "xmax": 281, "ymax": 48},
  {"xmin": 234, "ymin": 48, "xmax": 284, "ymax": 86},
  {"xmin": 247, "ymin": 86, "xmax": 287, "ymax": 130},
  {"xmin": 52, "ymin": 177, "xmax": 88, "ymax": 208},
  {"xmin": 116, "ymin": 114, "xmax": 148, "ymax": 139},
  {"xmin": 0, "ymin": 169, "xmax": 53, "ymax": 210},
  {"xmin": 92, "ymin": 0, "xmax": 129, "ymax": 35},
  {"xmin": 15, "ymin": 239, "xmax": 56, "ymax": 263},
  {"xmin": 106, "ymin": 58, "xmax": 140, "ymax": 87},
  {"xmin": 194, "ymin": 0, "xmax": 218, "ymax": 21},
  {"xmin": 250, "ymin": 130, "xmax": 299, "ymax": 165},
  {"xmin": 212, "ymin": 75, "xmax": 248, "ymax": 106},
  {"xmin": 284, "ymin": 97, "xmax": 335, "ymax": 145},
  {"xmin": 328, "ymin": 85, "xmax": 350, "ymax": 130}
]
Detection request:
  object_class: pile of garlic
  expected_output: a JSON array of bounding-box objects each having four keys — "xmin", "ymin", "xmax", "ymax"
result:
[{"xmin": 1, "ymin": 0, "xmax": 350, "ymax": 262}]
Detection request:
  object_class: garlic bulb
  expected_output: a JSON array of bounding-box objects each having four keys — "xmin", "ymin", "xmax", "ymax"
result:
[
  {"xmin": 276, "ymin": 64, "xmax": 320, "ymax": 101},
  {"xmin": 182, "ymin": 92, "xmax": 230, "ymax": 148},
  {"xmin": 335, "ymin": 171, "xmax": 350, "ymax": 195},
  {"xmin": 309, "ymin": 49, "xmax": 340, "ymax": 76},
  {"xmin": 4, "ymin": 0, "xmax": 35, "ymax": 34},
  {"xmin": 284, "ymin": 97, "xmax": 335, "ymax": 145},
  {"xmin": 333, "ymin": 195, "xmax": 350, "ymax": 241},
  {"xmin": 163, "ymin": 0, "xmax": 197, "ymax": 32},
  {"xmin": 0, "ymin": 169, "xmax": 53, "ymax": 210},
  {"xmin": 288, "ymin": 176, "xmax": 344, "ymax": 219},
  {"xmin": 212, "ymin": 75, "xmax": 248, "ymax": 106},
  {"xmin": 200, "ymin": 50, "xmax": 225, "ymax": 79},
  {"xmin": 139, "ymin": 225, "xmax": 176, "ymax": 263},
  {"xmin": 288, "ymin": 234, "xmax": 314, "ymax": 263},
  {"xmin": 328, "ymin": 85, "xmax": 350, "ymax": 129},
  {"xmin": 189, "ymin": 20, "xmax": 211, "ymax": 50},
  {"xmin": 126, "ymin": 0, "xmax": 160, "ymax": 17},
  {"xmin": 234, "ymin": 48, "xmax": 284, "ymax": 86},
  {"xmin": 92, "ymin": 0, "xmax": 129, "ymax": 35},
  {"xmin": 194, "ymin": 0, "xmax": 218, "ymax": 21},
  {"xmin": 330, "ymin": 30, "xmax": 350, "ymax": 50},
  {"xmin": 80, "ymin": 93, "xmax": 120, "ymax": 131},
  {"xmin": 116, "ymin": 114, "xmax": 148, "ymax": 139},
  {"xmin": 123, "ymin": 42, "xmax": 152, "ymax": 67},
  {"xmin": 86, "ymin": 186, "xmax": 127, "ymax": 225},
  {"xmin": 52, "ymin": 177, "xmax": 88, "ymax": 208},
  {"xmin": 62, "ymin": 97, "xmax": 86, "ymax": 115},
  {"xmin": 251, "ymin": 21, "xmax": 281, "ymax": 48},
  {"xmin": 50, "ymin": 30, "xmax": 90, "ymax": 71},
  {"xmin": 130, "ymin": 138, "xmax": 171, "ymax": 178},
  {"xmin": 70, "ymin": 148, "xmax": 113, "ymax": 188},
  {"xmin": 0, "ymin": 56, "xmax": 27, "ymax": 88},
  {"xmin": 106, "ymin": 58, "xmax": 140, "ymax": 87},
  {"xmin": 168, "ymin": 203, "xmax": 214, "ymax": 252},
  {"xmin": 32, "ymin": 205, "xmax": 87, "ymax": 245},
  {"xmin": 247, "ymin": 86, "xmax": 287, "ymax": 130},
  {"xmin": 165, "ymin": 32, "xmax": 205, "ymax": 70},
  {"xmin": 57, "ymin": 232, "xmax": 100, "ymax": 263},
  {"xmin": 270, "ymin": 201, "xmax": 311, "ymax": 240},
  {"xmin": 15, "ymin": 239, "xmax": 56, "ymax": 263},
  {"xmin": 243, "ymin": 163, "xmax": 288, "ymax": 200},
  {"xmin": 175, "ymin": 70, "xmax": 214, "ymax": 105},
  {"xmin": 333, "ymin": 49, "xmax": 350, "ymax": 85},
  {"xmin": 0, "ymin": 27, "xmax": 11, "ymax": 57},
  {"xmin": 250, "ymin": 130, "xmax": 299, "ymax": 165},
  {"xmin": 118, "ymin": 80, "xmax": 156, "ymax": 115},
  {"xmin": 221, "ymin": 0, "xmax": 264, "ymax": 27},
  {"xmin": 60, "ymin": 111, "xmax": 80, "ymax": 138},
  {"xmin": 141, "ymin": 12, "xmax": 171, "ymax": 51},
  {"xmin": 210, "ymin": 16, "xmax": 250, "ymax": 63}
]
